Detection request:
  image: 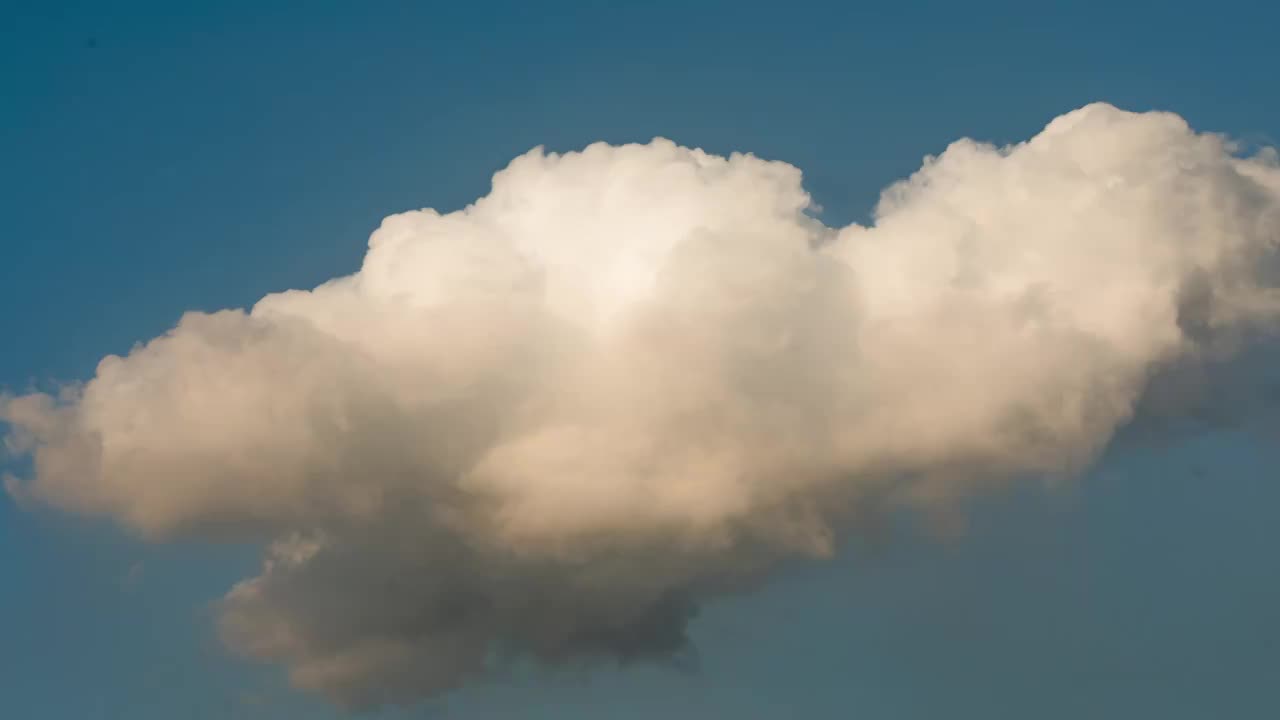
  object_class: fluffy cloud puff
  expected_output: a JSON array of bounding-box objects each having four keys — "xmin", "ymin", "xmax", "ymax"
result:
[{"xmin": 4, "ymin": 103, "xmax": 1280, "ymax": 707}]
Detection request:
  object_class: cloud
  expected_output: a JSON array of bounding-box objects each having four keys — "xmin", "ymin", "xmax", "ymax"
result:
[{"xmin": 3, "ymin": 103, "xmax": 1280, "ymax": 708}]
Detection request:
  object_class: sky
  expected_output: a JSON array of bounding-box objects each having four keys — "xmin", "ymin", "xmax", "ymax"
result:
[{"xmin": 2, "ymin": 1, "xmax": 1280, "ymax": 718}]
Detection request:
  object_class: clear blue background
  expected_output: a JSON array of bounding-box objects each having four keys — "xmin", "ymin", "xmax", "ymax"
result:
[{"xmin": 3, "ymin": 1, "xmax": 1278, "ymax": 717}]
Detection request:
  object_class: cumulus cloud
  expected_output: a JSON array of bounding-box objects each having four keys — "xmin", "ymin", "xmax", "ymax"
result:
[{"xmin": 3, "ymin": 103, "xmax": 1280, "ymax": 708}]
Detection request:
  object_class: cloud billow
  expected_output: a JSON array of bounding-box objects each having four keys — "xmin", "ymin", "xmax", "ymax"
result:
[{"xmin": 4, "ymin": 103, "xmax": 1279, "ymax": 707}]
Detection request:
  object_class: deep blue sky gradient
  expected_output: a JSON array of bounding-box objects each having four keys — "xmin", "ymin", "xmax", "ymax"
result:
[{"xmin": 3, "ymin": 1, "xmax": 1279, "ymax": 717}]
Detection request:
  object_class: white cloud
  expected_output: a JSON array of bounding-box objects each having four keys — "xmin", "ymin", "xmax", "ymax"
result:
[{"xmin": 3, "ymin": 103, "xmax": 1279, "ymax": 707}]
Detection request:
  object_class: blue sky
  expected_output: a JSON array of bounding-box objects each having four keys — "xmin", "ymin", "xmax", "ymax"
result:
[{"xmin": 2, "ymin": 1, "xmax": 1279, "ymax": 717}]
